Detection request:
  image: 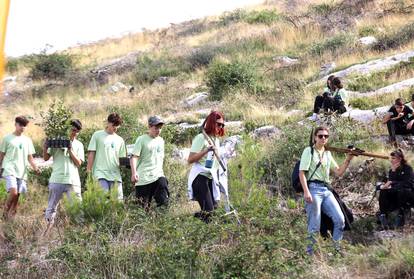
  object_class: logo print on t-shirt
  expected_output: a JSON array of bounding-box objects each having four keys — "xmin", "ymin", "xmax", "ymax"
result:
[
  {"xmin": 18, "ymin": 143, "xmax": 23, "ymax": 149},
  {"xmin": 111, "ymin": 142, "xmax": 115, "ymax": 149}
]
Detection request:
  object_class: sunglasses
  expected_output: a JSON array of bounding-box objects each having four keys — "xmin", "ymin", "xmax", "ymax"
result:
[
  {"xmin": 216, "ymin": 122, "xmax": 225, "ymax": 128},
  {"xmin": 317, "ymin": 134, "xmax": 329, "ymax": 139}
]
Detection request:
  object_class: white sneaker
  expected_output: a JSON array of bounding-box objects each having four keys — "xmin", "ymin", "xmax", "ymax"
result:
[{"xmin": 310, "ymin": 113, "xmax": 319, "ymax": 121}]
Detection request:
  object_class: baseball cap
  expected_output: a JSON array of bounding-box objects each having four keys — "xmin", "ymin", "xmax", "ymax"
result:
[{"xmin": 148, "ymin": 115, "xmax": 164, "ymax": 126}]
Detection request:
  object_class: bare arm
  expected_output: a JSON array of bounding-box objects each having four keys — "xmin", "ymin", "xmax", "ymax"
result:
[
  {"xmin": 0, "ymin": 152, "xmax": 4, "ymax": 167},
  {"xmin": 28, "ymin": 154, "xmax": 40, "ymax": 173},
  {"xmin": 187, "ymin": 149, "xmax": 209, "ymax": 164},
  {"xmin": 299, "ymin": 170, "xmax": 312, "ymax": 203},
  {"xmin": 42, "ymin": 141, "xmax": 51, "ymax": 161},
  {"xmin": 68, "ymin": 148, "xmax": 82, "ymax": 168},
  {"xmin": 87, "ymin": 151, "xmax": 96, "ymax": 173},
  {"xmin": 130, "ymin": 155, "xmax": 139, "ymax": 183},
  {"xmin": 382, "ymin": 113, "xmax": 391, "ymax": 124},
  {"xmin": 333, "ymin": 155, "xmax": 353, "ymax": 177}
]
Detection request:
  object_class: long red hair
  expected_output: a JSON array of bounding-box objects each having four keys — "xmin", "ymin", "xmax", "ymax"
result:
[{"xmin": 203, "ymin": 111, "xmax": 225, "ymax": 137}]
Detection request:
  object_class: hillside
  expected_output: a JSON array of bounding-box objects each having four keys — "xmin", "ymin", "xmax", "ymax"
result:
[{"xmin": 1, "ymin": 0, "xmax": 414, "ymax": 278}]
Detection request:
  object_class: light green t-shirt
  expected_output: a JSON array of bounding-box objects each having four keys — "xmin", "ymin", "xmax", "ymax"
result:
[
  {"xmin": 48, "ymin": 139, "xmax": 84, "ymax": 186},
  {"xmin": 132, "ymin": 134, "xmax": 165, "ymax": 186},
  {"xmin": 323, "ymin": 86, "xmax": 332, "ymax": 95},
  {"xmin": 299, "ymin": 146, "xmax": 338, "ymax": 184},
  {"xmin": 0, "ymin": 134, "xmax": 35, "ymax": 180},
  {"xmin": 87, "ymin": 130, "xmax": 126, "ymax": 182},
  {"xmin": 190, "ymin": 133, "xmax": 220, "ymax": 179},
  {"xmin": 333, "ymin": 88, "xmax": 348, "ymax": 106}
]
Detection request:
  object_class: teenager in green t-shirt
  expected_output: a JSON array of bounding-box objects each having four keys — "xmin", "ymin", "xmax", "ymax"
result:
[
  {"xmin": 130, "ymin": 116, "xmax": 169, "ymax": 210},
  {"xmin": 299, "ymin": 126, "xmax": 354, "ymax": 255},
  {"xmin": 0, "ymin": 116, "xmax": 39, "ymax": 220},
  {"xmin": 187, "ymin": 111, "xmax": 225, "ymax": 223},
  {"xmin": 87, "ymin": 113, "xmax": 127, "ymax": 200},
  {"xmin": 311, "ymin": 75, "xmax": 335, "ymax": 121},
  {"xmin": 43, "ymin": 120, "xmax": 84, "ymax": 235}
]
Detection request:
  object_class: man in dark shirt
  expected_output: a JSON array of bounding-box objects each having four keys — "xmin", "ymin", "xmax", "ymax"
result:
[{"xmin": 383, "ymin": 98, "xmax": 414, "ymax": 144}]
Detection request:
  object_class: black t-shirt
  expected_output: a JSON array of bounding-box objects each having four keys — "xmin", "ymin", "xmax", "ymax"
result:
[
  {"xmin": 389, "ymin": 164, "xmax": 414, "ymax": 189},
  {"xmin": 388, "ymin": 105, "xmax": 413, "ymax": 126}
]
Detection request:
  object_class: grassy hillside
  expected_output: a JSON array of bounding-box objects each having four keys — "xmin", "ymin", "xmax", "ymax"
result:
[{"xmin": 1, "ymin": 0, "xmax": 414, "ymax": 278}]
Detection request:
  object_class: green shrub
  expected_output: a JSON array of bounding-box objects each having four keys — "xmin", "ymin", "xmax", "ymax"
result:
[
  {"xmin": 161, "ymin": 125, "xmax": 200, "ymax": 146},
  {"xmin": 273, "ymin": 78, "xmax": 305, "ymax": 108},
  {"xmin": 29, "ymin": 52, "xmax": 76, "ymax": 80},
  {"xmin": 40, "ymin": 100, "xmax": 73, "ymax": 138},
  {"xmin": 358, "ymin": 25, "xmax": 378, "ymax": 37},
  {"xmin": 186, "ymin": 45, "xmax": 220, "ymax": 69},
  {"xmin": 244, "ymin": 10, "xmax": 280, "ymax": 25},
  {"xmin": 206, "ymin": 60, "xmax": 262, "ymax": 100},
  {"xmin": 218, "ymin": 9, "xmax": 247, "ymax": 26},
  {"xmin": 309, "ymin": 2, "xmax": 336, "ymax": 15},
  {"xmin": 6, "ymin": 58, "xmax": 19, "ymax": 73},
  {"xmin": 372, "ymin": 22, "xmax": 414, "ymax": 51},
  {"xmin": 309, "ymin": 34, "xmax": 353, "ymax": 55},
  {"xmin": 134, "ymin": 54, "xmax": 190, "ymax": 84},
  {"xmin": 349, "ymin": 97, "xmax": 375, "ymax": 110}
]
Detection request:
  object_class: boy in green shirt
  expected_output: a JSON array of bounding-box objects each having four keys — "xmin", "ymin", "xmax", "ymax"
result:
[
  {"xmin": 0, "ymin": 116, "xmax": 39, "ymax": 220},
  {"xmin": 87, "ymin": 113, "xmax": 127, "ymax": 200},
  {"xmin": 43, "ymin": 120, "xmax": 84, "ymax": 235},
  {"xmin": 130, "ymin": 116, "xmax": 169, "ymax": 209}
]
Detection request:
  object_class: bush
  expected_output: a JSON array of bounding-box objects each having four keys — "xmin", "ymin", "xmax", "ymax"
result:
[
  {"xmin": 244, "ymin": 10, "xmax": 280, "ymax": 25},
  {"xmin": 309, "ymin": 34, "xmax": 353, "ymax": 55},
  {"xmin": 273, "ymin": 78, "xmax": 305, "ymax": 108},
  {"xmin": 218, "ymin": 9, "xmax": 247, "ymax": 26},
  {"xmin": 29, "ymin": 52, "xmax": 76, "ymax": 80},
  {"xmin": 6, "ymin": 58, "xmax": 19, "ymax": 73},
  {"xmin": 186, "ymin": 45, "xmax": 220, "ymax": 69},
  {"xmin": 372, "ymin": 22, "xmax": 414, "ymax": 51},
  {"xmin": 206, "ymin": 60, "xmax": 262, "ymax": 100},
  {"xmin": 161, "ymin": 125, "xmax": 200, "ymax": 146},
  {"xmin": 40, "ymin": 100, "xmax": 73, "ymax": 138},
  {"xmin": 134, "ymin": 54, "xmax": 190, "ymax": 84}
]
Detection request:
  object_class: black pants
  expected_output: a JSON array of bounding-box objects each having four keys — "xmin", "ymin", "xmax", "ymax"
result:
[
  {"xmin": 386, "ymin": 120, "xmax": 414, "ymax": 142},
  {"xmin": 192, "ymin": 174, "xmax": 217, "ymax": 222},
  {"xmin": 313, "ymin": 95, "xmax": 334, "ymax": 113},
  {"xmin": 379, "ymin": 188, "xmax": 414, "ymax": 215},
  {"xmin": 135, "ymin": 177, "xmax": 169, "ymax": 209}
]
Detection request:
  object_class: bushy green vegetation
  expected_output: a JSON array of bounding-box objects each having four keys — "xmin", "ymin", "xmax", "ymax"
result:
[
  {"xmin": 29, "ymin": 52, "xmax": 77, "ymax": 80},
  {"xmin": 134, "ymin": 54, "xmax": 190, "ymax": 84},
  {"xmin": 372, "ymin": 22, "xmax": 414, "ymax": 51},
  {"xmin": 309, "ymin": 33, "xmax": 353, "ymax": 55},
  {"xmin": 206, "ymin": 60, "xmax": 263, "ymax": 100},
  {"xmin": 218, "ymin": 9, "xmax": 280, "ymax": 26}
]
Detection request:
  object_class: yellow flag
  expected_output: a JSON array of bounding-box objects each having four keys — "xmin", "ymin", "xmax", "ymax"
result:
[{"xmin": 0, "ymin": 0, "xmax": 10, "ymax": 98}]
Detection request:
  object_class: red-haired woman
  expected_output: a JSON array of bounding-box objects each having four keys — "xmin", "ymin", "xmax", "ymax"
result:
[{"xmin": 187, "ymin": 111, "xmax": 225, "ymax": 222}]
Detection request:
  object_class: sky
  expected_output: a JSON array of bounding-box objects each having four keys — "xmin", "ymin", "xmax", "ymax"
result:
[{"xmin": 5, "ymin": 0, "xmax": 263, "ymax": 57}]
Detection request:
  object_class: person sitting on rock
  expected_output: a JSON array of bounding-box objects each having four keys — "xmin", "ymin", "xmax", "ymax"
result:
[
  {"xmin": 311, "ymin": 75, "xmax": 335, "ymax": 121},
  {"xmin": 377, "ymin": 149, "xmax": 414, "ymax": 230},
  {"xmin": 382, "ymin": 98, "xmax": 414, "ymax": 144},
  {"xmin": 331, "ymin": 77, "xmax": 348, "ymax": 114}
]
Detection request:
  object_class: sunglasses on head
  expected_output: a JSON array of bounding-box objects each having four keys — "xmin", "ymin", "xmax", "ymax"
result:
[
  {"xmin": 317, "ymin": 134, "xmax": 329, "ymax": 139},
  {"xmin": 216, "ymin": 122, "xmax": 225, "ymax": 128}
]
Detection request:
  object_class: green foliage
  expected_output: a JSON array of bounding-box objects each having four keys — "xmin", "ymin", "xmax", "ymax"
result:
[
  {"xmin": 64, "ymin": 177, "xmax": 125, "ymax": 225},
  {"xmin": 0, "ymin": 180, "xmax": 7, "ymax": 201},
  {"xmin": 358, "ymin": 25, "xmax": 378, "ymax": 37},
  {"xmin": 206, "ymin": 60, "xmax": 262, "ymax": 100},
  {"xmin": 161, "ymin": 125, "xmax": 199, "ymax": 146},
  {"xmin": 309, "ymin": 33, "xmax": 353, "ymax": 55},
  {"xmin": 372, "ymin": 22, "xmax": 414, "ymax": 51},
  {"xmin": 218, "ymin": 9, "xmax": 247, "ymax": 26},
  {"xmin": 6, "ymin": 58, "xmax": 19, "ymax": 73},
  {"xmin": 244, "ymin": 10, "xmax": 280, "ymax": 25},
  {"xmin": 29, "ymin": 52, "xmax": 76, "ymax": 80},
  {"xmin": 274, "ymin": 78, "xmax": 306, "ymax": 108},
  {"xmin": 309, "ymin": 2, "xmax": 336, "ymax": 15},
  {"xmin": 349, "ymin": 97, "xmax": 375, "ymax": 110},
  {"xmin": 134, "ymin": 54, "xmax": 190, "ymax": 84},
  {"xmin": 28, "ymin": 167, "xmax": 52, "ymax": 187},
  {"xmin": 186, "ymin": 45, "xmax": 220, "ymax": 69},
  {"xmin": 40, "ymin": 100, "xmax": 73, "ymax": 138}
]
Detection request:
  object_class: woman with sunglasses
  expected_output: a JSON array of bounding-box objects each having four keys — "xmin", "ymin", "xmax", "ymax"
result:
[
  {"xmin": 298, "ymin": 126, "xmax": 354, "ymax": 255},
  {"xmin": 187, "ymin": 111, "xmax": 225, "ymax": 223},
  {"xmin": 377, "ymin": 149, "xmax": 414, "ymax": 229}
]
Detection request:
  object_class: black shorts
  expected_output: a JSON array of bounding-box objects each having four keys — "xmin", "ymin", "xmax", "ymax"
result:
[{"xmin": 135, "ymin": 177, "xmax": 169, "ymax": 208}]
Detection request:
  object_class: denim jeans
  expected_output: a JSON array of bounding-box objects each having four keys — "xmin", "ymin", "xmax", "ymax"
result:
[
  {"xmin": 98, "ymin": 179, "xmax": 123, "ymax": 201},
  {"xmin": 305, "ymin": 182, "xmax": 345, "ymax": 253}
]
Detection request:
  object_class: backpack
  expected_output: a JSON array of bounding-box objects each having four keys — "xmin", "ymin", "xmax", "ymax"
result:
[{"xmin": 291, "ymin": 147, "xmax": 322, "ymax": 193}]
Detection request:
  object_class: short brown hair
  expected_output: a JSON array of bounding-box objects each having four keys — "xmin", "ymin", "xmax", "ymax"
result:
[
  {"xmin": 15, "ymin": 116, "xmax": 29, "ymax": 127},
  {"xmin": 395, "ymin": 98, "xmax": 404, "ymax": 106},
  {"xmin": 107, "ymin": 113, "xmax": 123, "ymax": 126}
]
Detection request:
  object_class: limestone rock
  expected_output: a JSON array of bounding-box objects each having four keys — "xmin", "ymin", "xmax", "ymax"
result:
[
  {"xmin": 182, "ymin": 92, "xmax": 209, "ymax": 108},
  {"xmin": 319, "ymin": 62, "xmax": 336, "ymax": 77},
  {"xmin": 358, "ymin": 36, "xmax": 377, "ymax": 46},
  {"xmin": 252, "ymin": 125, "xmax": 281, "ymax": 139}
]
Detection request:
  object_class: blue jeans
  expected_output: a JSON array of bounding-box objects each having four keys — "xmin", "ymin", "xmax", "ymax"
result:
[
  {"xmin": 305, "ymin": 182, "xmax": 345, "ymax": 253},
  {"xmin": 98, "ymin": 179, "xmax": 123, "ymax": 201}
]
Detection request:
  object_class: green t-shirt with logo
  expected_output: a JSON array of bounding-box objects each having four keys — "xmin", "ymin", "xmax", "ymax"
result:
[
  {"xmin": 48, "ymin": 139, "xmax": 84, "ymax": 186},
  {"xmin": 132, "ymin": 134, "xmax": 165, "ymax": 186},
  {"xmin": 190, "ymin": 133, "xmax": 220, "ymax": 179},
  {"xmin": 299, "ymin": 146, "xmax": 338, "ymax": 184},
  {"xmin": 0, "ymin": 134, "xmax": 35, "ymax": 180},
  {"xmin": 87, "ymin": 130, "xmax": 126, "ymax": 182}
]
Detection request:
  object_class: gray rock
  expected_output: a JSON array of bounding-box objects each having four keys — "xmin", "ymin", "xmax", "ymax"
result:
[
  {"xmin": 342, "ymin": 106, "xmax": 389, "ymax": 124},
  {"xmin": 358, "ymin": 36, "xmax": 377, "ymax": 46},
  {"xmin": 319, "ymin": 62, "xmax": 336, "ymax": 77},
  {"xmin": 153, "ymin": 76, "xmax": 169, "ymax": 85},
  {"xmin": 252, "ymin": 125, "xmax": 281, "ymax": 139},
  {"xmin": 182, "ymin": 92, "xmax": 209, "ymax": 107},
  {"xmin": 172, "ymin": 147, "xmax": 191, "ymax": 162},
  {"xmin": 351, "ymin": 78, "xmax": 414, "ymax": 98},
  {"xmin": 108, "ymin": 82, "xmax": 128, "ymax": 93},
  {"xmin": 272, "ymin": 56, "xmax": 299, "ymax": 67}
]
